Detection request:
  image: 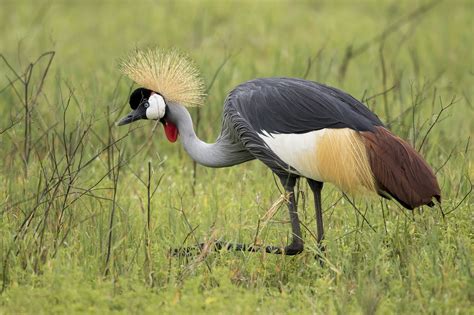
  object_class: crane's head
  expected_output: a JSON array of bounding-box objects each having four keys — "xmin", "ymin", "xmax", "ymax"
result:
[
  {"xmin": 116, "ymin": 48, "xmax": 206, "ymax": 142},
  {"xmin": 117, "ymin": 87, "xmax": 179, "ymax": 142}
]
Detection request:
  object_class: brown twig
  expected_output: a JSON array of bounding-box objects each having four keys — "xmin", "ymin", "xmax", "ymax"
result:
[
  {"xmin": 445, "ymin": 176, "xmax": 472, "ymax": 216},
  {"xmin": 418, "ymin": 96, "xmax": 456, "ymax": 151},
  {"xmin": 338, "ymin": 0, "xmax": 441, "ymax": 81},
  {"xmin": 104, "ymin": 146, "xmax": 123, "ymax": 277},
  {"xmin": 342, "ymin": 194, "xmax": 376, "ymax": 232}
]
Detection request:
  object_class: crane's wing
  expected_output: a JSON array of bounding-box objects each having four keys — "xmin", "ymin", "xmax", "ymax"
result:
[
  {"xmin": 223, "ymin": 78, "xmax": 384, "ymax": 175},
  {"xmin": 226, "ymin": 77, "xmax": 383, "ymax": 134}
]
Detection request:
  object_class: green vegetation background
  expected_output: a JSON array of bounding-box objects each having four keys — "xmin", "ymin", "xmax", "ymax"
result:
[{"xmin": 0, "ymin": 0, "xmax": 472, "ymax": 314}]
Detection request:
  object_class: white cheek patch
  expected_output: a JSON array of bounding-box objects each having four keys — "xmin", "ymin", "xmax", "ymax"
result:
[{"xmin": 146, "ymin": 94, "xmax": 166, "ymax": 120}]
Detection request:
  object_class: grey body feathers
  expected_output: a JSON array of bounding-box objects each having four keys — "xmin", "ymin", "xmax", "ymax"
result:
[
  {"xmin": 220, "ymin": 77, "xmax": 383, "ymax": 175},
  {"xmin": 168, "ymin": 77, "xmax": 383, "ymax": 175}
]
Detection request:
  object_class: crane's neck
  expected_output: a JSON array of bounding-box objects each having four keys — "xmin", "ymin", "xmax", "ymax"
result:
[{"xmin": 167, "ymin": 103, "xmax": 253, "ymax": 168}]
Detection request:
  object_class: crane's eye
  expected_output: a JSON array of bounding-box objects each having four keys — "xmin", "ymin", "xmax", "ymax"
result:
[{"xmin": 143, "ymin": 101, "xmax": 150, "ymax": 109}]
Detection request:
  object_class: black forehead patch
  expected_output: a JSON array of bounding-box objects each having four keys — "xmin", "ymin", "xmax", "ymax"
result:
[{"xmin": 129, "ymin": 88, "xmax": 152, "ymax": 110}]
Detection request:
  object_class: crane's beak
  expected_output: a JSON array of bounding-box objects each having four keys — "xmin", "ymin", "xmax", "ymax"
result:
[{"xmin": 116, "ymin": 102, "xmax": 148, "ymax": 126}]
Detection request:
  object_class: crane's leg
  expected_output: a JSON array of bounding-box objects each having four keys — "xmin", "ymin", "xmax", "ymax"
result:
[
  {"xmin": 171, "ymin": 175, "xmax": 305, "ymax": 257},
  {"xmin": 274, "ymin": 175, "xmax": 304, "ymax": 255},
  {"xmin": 307, "ymin": 179, "xmax": 325, "ymax": 260}
]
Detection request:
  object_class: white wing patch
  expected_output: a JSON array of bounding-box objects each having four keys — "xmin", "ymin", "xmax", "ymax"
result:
[{"xmin": 258, "ymin": 130, "xmax": 326, "ymax": 181}]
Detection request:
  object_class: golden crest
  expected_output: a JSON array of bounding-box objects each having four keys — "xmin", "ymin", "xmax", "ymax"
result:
[{"xmin": 121, "ymin": 48, "xmax": 206, "ymax": 107}]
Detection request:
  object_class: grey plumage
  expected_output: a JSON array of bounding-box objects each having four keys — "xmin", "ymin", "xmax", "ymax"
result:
[
  {"xmin": 220, "ymin": 78, "xmax": 384, "ymax": 175},
  {"xmin": 165, "ymin": 102, "xmax": 254, "ymax": 168},
  {"xmin": 227, "ymin": 78, "xmax": 383, "ymax": 134},
  {"xmin": 167, "ymin": 77, "xmax": 385, "ymax": 175}
]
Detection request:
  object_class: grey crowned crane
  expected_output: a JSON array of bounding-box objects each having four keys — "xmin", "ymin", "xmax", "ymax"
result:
[{"xmin": 118, "ymin": 49, "xmax": 441, "ymax": 256}]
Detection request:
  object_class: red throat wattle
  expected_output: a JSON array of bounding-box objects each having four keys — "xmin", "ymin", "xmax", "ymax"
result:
[{"xmin": 163, "ymin": 120, "xmax": 179, "ymax": 142}]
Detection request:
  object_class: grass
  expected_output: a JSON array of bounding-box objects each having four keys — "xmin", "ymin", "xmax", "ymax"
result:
[{"xmin": 0, "ymin": 0, "xmax": 473, "ymax": 314}]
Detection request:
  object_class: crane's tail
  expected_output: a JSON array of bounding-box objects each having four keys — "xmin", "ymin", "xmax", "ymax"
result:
[{"xmin": 360, "ymin": 126, "xmax": 441, "ymax": 209}]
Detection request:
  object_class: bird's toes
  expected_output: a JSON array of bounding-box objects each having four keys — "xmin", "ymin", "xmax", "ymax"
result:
[
  {"xmin": 283, "ymin": 243, "xmax": 304, "ymax": 256},
  {"xmin": 170, "ymin": 244, "xmax": 204, "ymax": 257}
]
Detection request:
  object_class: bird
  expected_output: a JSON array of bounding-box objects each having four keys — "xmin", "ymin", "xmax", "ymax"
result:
[{"xmin": 117, "ymin": 48, "xmax": 441, "ymax": 256}]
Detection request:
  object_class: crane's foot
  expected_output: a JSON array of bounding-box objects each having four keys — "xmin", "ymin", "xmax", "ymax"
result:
[
  {"xmin": 171, "ymin": 240, "xmax": 304, "ymax": 257},
  {"xmin": 171, "ymin": 241, "xmax": 251, "ymax": 257},
  {"xmin": 281, "ymin": 241, "xmax": 304, "ymax": 255}
]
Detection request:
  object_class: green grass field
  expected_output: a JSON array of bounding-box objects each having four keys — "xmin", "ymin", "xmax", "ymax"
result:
[{"xmin": 1, "ymin": 0, "xmax": 472, "ymax": 314}]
